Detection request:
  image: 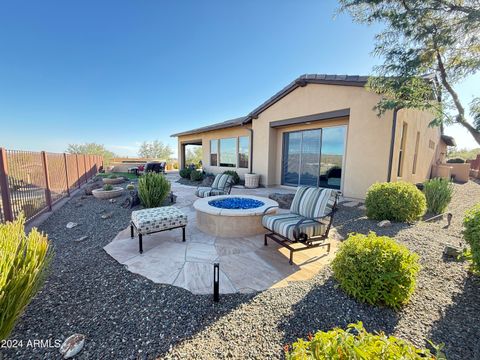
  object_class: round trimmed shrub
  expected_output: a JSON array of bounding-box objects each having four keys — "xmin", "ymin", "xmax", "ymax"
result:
[
  {"xmin": 223, "ymin": 170, "xmax": 240, "ymax": 184},
  {"xmin": 190, "ymin": 169, "xmax": 204, "ymax": 181},
  {"xmin": 285, "ymin": 322, "xmax": 440, "ymax": 360},
  {"xmin": 126, "ymin": 184, "xmax": 135, "ymax": 191},
  {"xmin": 103, "ymin": 184, "xmax": 113, "ymax": 191},
  {"xmin": 332, "ymin": 232, "xmax": 420, "ymax": 309},
  {"xmin": 463, "ymin": 203, "xmax": 480, "ymax": 272},
  {"xmin": 365, "ymin": 182, "xmax": 426, "ymax": 222},
  {"xmin": 446, "ymin": 157, "xmax": 465, "ymax": 163},
  {"xmin": 179, "ymin": 168, "xmax": 191, "ymax": 179},
  {"xmin": 138, "ymin": 172, "xmax": 171, "ymax": 208}
]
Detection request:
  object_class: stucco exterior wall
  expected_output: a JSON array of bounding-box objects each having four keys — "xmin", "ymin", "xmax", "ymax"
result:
[
  {"xmin": 389, "ymin": 109, "xmax": 439, "ymax": 184},
  {"xmin": 251, "ymin": 83, "xmax": 393, "ymax": 199},
  {"xmin": 177, "ymin": 125, "xmax": 252, "ymax": 178}
]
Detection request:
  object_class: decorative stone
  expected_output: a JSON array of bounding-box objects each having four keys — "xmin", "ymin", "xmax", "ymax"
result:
[
  {"xmin": 74, "ymin": 236, "xmax": 88, "ymax": 242},
  {"xmin": 444, "ymin": 245, "xmax": 462, "ymax": 258},
  {"xmin": 59, "ymin": 333, "xmax": 85, "ymax": 359},
  {"xmin": 66, "ymin": 222, "xmax": 78, "ymax": 229},
  {"xmin": 377, "ymin": 220, "xmax": 392, "ymax": 228},
  {"xmin": 101, "ymin": 212, "xmax": 113, "ymax": 219},
  {"xmin": 268, "ymin": 193, "xmax": 295, "ymax": 209},
  {"xmin": 109, "ymin": 198, "xmax": 117, "ymax": 203}
]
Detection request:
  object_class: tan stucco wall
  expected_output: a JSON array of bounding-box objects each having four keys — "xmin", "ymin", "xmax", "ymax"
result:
[
  {"xmin": 251, "ymin": 83, "xmax": 394, "ymax": 199},
  {"xmin": 389, "ymin": 109, "xmax": 439, "ymax": 184},
  {"xmin": 177, "ymin": 125, "xmax": 252, "ymax": 178}
]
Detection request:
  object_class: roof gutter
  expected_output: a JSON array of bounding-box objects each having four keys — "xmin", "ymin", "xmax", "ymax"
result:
[{"xmin": 387, "ymin": 108, "xmax": 400, "ymax": 182}]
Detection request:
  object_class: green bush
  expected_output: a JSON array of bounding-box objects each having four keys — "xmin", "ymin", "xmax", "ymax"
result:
[
  {"xmin": 138, "ymin": 172, "xmax": 171, "ymax": 208},
  {"xmin": 190, "ymin": 170, "xmax": 204, "ymax": 181},
  {"xmin": 365, "ymin": 182, "xmax": 426, "ymax": 222},
  {"xmin": 463, "ymin": 203, "xmax": 480, "ymax": 272},
  {"xmin": 285, "ymin": 322, "xmax": 442, "ymax": 360},
  {"xmin": 223, "ymin": 170, "xmax": 240, "ymax": 184},
  {"xmin": 423, "ymin": 178, "xmax": 454, "ymax": 214},
  {"xmin": 0, "ymin": 215, "xmax": 51, "ymax": 339},
  {"xmin": 126, "ymin": 183, "xmax": 135, "ymax": 191},
  {"xmin": 103, "ymin": 184, "xmax": 114, "ymax": 191},
  {"xmin": 108, "ymin": 174, "xmax": 118, "ymax": 179},
  {"xmin": 179, "ymin": 168, "xmax": 191, "ymax": 179},
  {"xmin": 332, "ymin": 232, "xmax": 420, "ymax": 309},
  {"xmin": 446, "ymin": 157, "xmax": 465, "ymax": 163}
]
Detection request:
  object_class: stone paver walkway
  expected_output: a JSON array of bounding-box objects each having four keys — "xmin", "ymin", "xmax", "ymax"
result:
[{"xmin": 104, "ymin": 173, "xmax": 343, "ymax": 294}]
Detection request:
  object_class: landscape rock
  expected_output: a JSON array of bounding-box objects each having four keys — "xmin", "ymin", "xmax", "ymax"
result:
[
  {"xmin": 66, "ymin": 222, "xmax": 78, "ymax": 229},
  {"xmin": 101, "ymin": 212, "xmax": 113, "ymax": 219},
  {"xmin": 443, "ymin": 245, "xmax": 462, "ymax": 258},
  {"xmin": 59, "ymin": 334, "xmax": 85, "ymax": 359},
  {"xmin": 377, "ymin": 220, "xmax": 392, "ymax": 228},
  {"xmin": 268, "ymin": 193, "xmax": 295, "ymax": 209},
  {"xmin": 74, "ymin": 236, "xmax": 88, "ymax": 242}
]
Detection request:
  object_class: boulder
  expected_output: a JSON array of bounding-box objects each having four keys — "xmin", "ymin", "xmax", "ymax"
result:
[
  {"xmin": 66, "ymin": 222, "xmax": 78, "ymax": 229},
  {"xmin": 59, "ymin": 334, "xmax": 85, "ymax": 359},
  {"xmin": 444, "ymin": 245, "xmax": 462, "ymax": 258},
  {"xmin": 268, "ymin": 193, "xmax": 295, "ymax": 209},
  {"xmin": 377, "ymin": 220, "xmax": 392, "ymax": 228}
]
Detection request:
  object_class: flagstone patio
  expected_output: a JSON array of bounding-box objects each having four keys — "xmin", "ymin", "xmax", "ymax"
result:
[{"xmin": 104, "ymin": 174, "xmax": 343, "ymax": 294}]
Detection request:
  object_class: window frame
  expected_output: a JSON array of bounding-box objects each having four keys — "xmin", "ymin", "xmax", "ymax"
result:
[
  {"xmin": 210, "ymin": 139, "xmax": 218, "ymax": 166},
  {"xmin": 238, "ymin": 136, "xmax": 249, "ymax": 169},
  {"xmin": 397, "ymin": 122, "xmax": 408, "ymax": 178}
]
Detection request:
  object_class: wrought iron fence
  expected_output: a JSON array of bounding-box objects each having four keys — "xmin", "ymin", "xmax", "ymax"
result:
[{"xmin": 0, "ymin": 148, "xmax": 103, "ymax": 223}]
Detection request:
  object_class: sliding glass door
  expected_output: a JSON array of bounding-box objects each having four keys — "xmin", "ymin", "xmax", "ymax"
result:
[{"xmin": 282, "ymin": 126, "xmax": 346, "ymax": 189}]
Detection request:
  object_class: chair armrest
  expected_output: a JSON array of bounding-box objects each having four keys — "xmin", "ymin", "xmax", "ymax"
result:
[
  {"xmin": 262, "ymin": 206, "xmax": 279, "ymax": 215},
  {"xmin": 293, "ymin": 211, "xmax": 335, "ymax": 241}
]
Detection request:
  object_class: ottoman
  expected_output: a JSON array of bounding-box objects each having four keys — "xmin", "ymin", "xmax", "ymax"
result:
[{"xmin": 130, "ymin": 206, "xmax": 187, "ymax": 253}]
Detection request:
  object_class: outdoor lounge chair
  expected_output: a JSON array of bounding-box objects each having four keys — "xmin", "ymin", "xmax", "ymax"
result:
[
  {"xmin": 195, "ymin": 173, "xmax": 234, "ymax": 198},
  {"xmin": 262, "ymin": 186, "xmax": 338, "ymax": 265}
]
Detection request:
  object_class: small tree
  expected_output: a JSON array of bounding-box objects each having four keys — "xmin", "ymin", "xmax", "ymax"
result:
[
  {"xmin": 186, "ymin": 146, "xmax": 203, "ymax": 165},
  {"xmin": 67, "ymin": 143, "xmax": 116, "ymax": 166},
  {"xmin": 138, "ymin": 140, "xmax": 173, "ymax": 160},
  {"xmin": 338, "ymin": 0, "xmax": 480, "ymax": 145}
]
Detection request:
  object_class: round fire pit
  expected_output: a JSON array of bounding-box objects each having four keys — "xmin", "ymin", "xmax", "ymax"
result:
[
  {"xmin": 193, "ymin": 195, "xmax": 278, "ymax": 237},
  {"xmin": 92, "ymin": 187, "xmax": 124, "ymax": 200}
]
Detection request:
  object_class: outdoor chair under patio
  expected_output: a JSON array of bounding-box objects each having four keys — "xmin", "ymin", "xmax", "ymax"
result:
[
  {"xmin": 195, "ymin": 173, "xmax": 234, "ymax": 198},
  {"xmin": 262, "ymin": 186, "xmax": 338, "ymax": 265}
]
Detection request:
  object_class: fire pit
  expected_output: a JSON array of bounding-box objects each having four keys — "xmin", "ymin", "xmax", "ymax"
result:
[{"xmin": 193, "ymin": 195, "xmax": 278, "ymax": 237}]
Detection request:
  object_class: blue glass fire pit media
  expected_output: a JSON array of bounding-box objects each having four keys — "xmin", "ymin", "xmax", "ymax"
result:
[{"xmin": 208, "ymin": 197, "xmax": 264, "ymax": 210}]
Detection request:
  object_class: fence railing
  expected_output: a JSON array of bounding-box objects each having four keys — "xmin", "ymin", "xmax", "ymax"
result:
[{"xmin": 0, "ymin": 147, "xmax": 103, "ymax": 224}]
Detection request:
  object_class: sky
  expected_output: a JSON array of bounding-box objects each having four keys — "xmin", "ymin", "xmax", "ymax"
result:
[{"xmin": 0, "ymin": 0, "xmax": 478, "ymax": 158}]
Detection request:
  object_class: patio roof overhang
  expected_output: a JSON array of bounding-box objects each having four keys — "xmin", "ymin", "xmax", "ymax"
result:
[
  {"xmin": 441, "ymin": 134, "xmax": 456, "ymax": 147},
  {"xmin": 269, "ymin": 108, "xmax": 350, "ymax": 128}
]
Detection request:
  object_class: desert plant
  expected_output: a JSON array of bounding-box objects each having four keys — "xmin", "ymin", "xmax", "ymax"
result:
[
  {"xmin": 365, "ymin": 182, "xmax": 426, "ymax": 222},
  {"xmin": 463, "ymin": 203, "xmax": 480, "ymax": 273},
  {"xmin": 126, "ymin": 183, "xmax": 135, "ymax": 191},
  {"xmin": 446, "ymin": 157, "xmax": 465, "ymax": 164},
  {"xmin": 190, "ymin": 169, "xmax": 204, "ymax": 181},
  {"xmin": 0, "ymin": 215, "xmax": 51, "ymax": 339},
  {"xmin": 103, "ymin": 184, "xmax": 114, "ymax": 191},
  {"xmin": 423, "ymin": 178, "xmax": 454, "ymax": 215},
  {"xmin": 285, "ymin": 322, "xmax": 443, "ymax": 360},
  {"xmin": 179, "ymin": 168, "xmax": 191, "ymax": 179},
  {"xmin": 332, "ymin": 232, "xmax": 420, "ymax": 309},
  {"xmin": 223, "ymin": 170, "xmax": 240, "ymax": 184},
  {"xmin": 108, "ymin": 174, "xmax": 118, "ymax": 179},
  {"xmin": 138, "ymin": 172, "xmax": 171, "ymax": 208}
]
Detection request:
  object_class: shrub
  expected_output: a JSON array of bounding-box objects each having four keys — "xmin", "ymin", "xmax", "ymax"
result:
[
  {"xmin": 423, "ymin": 178, "xmax": 454, "ymax": 214},
  {"xmin": 365, "ymin": 182, "xmax": 426, "ymax": 222},
  {"xmin": 179, "ymin": 168, "xmax": 191, "ymax": 179},
  {"xmin": 0, "ymin": 215, "xmax": 51, "ymax": 339},
  {"xmin": 463, "ymin": 203, "xmax": 480, "ymax": 272},
  {"xmin": 126, "ymin": 184, "xmax": 135, "ymax": 191},
  {"xmin": 285, "ymin": 322, "xmax": 442, "ymax": 360},
  {"xmin": 190, "ymin": 169, "xmax": 204, "ymax": 181},
  {"xmin": 446, "ymin": 157, "xmax": 465, "ymax": 163},
  {"xmin": 138, "ymin": 172, "xmax": 171, "ymax": 208},
  {"xmin": 223, "ymin": 170, "xmax": 240, "ymax": 184},
  {"xmin": 103, "ymin": 184, "xmax": 114, "ymax": 191},
  {"xmin": 108, "ymin": 174, "xmax": 118, "ymax": 179},
  {"xmin": 332, "ymin": 232, "xmax": 420, "ymax": 308}
]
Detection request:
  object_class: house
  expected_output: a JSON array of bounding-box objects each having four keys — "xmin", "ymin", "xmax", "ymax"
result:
[{"xmin": 171, "ymin": 74, "xmax": 454, "ymax": 199}]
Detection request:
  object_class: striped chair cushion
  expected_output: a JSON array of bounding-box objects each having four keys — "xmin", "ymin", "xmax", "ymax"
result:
[
  {"xmin": 211, "ymin": 173, "xmax": 233, "ymax": 192},
  {"xmin": 290, "ymin": 186, "xmax": 336, "ymax": 219},
  {"xmin": 195, "ymin": 187, "xmax": 227, "ymax": 198},
  {"xmin": 262, "ymin": 213, "xmax": 326, "ymax": 242}
]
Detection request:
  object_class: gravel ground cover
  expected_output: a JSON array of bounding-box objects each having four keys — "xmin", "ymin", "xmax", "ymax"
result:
[{"xmin": 2, "ymin": 181, "xmax": 480, "ymax": 359}]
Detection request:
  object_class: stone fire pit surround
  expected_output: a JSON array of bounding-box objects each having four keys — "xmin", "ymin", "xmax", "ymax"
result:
[{"xmin": 193, "ymin": 195, "xmax": 278, "ymax": 237}]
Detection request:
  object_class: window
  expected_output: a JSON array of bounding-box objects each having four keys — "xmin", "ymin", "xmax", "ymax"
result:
[
  {"xmin": 219, "ymin": 138, "xmax": 236, "ymax": 167},
  {"xmin": 238, "ymin": 136, "xmax": 249, "ymax": 169},
  {"xmin": 210, "ymin": 139, "xmax": 218, "ymax": 166},
  {"xmin": 412, "ymin": 132, "xmax": 420, "ymax": 174},
  {"xmin": 397, "ymin": 122, "xmax": 408, "ymax": 177}
]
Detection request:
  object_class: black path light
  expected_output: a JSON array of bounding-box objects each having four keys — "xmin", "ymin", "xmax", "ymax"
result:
[{"xmin": 213, "ymin": 263, "xmax": 220, "ymax": 302}]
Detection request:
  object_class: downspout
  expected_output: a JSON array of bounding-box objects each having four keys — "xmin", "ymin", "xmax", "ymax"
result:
[{"xmin": 387, "ymin": 108, "xmax": 400, "ymax": 182}]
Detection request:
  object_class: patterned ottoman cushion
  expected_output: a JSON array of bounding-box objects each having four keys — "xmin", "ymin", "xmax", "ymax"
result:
[{"xmin": 131, "ymin": 206, "xmax": 187, "ymax": 234}]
